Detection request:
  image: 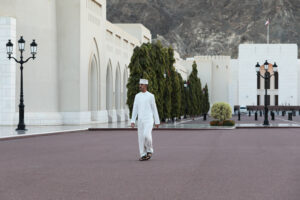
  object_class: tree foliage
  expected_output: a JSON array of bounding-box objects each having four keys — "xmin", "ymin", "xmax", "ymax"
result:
[
  {"xmin": 187, "ymin": 61, "xmax": 203, "ymax": 117},
  {"xmin": 211, "ymin": 102, "xmax": 232, "ymax": 121},
  {"xmin": 127, "ymin": 45, "xmax": 151, "ymax": 117},
  {"xmin": 127, "ymin": 42, "xmax": 182, "ymax": 121},
  {"xmin": 203, "ymin": 84, "xmax": 210, "ymax": 114},
  {"xmin": 127, "ymin": 42, "xmax": 210, "ymax": 121}
]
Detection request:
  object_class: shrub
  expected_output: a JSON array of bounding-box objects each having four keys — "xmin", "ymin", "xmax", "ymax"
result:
[
  {"xmin": 211, "ymin": 102, "xmax": 232, "ymax": 121},
  {"xmin": 210, "ymin": 120, "xmax": 219, "ymax": 126},
  {"xmin": 209, "ymin": 120, "xmax": 235, "ymax": 126},
  {"xmin": 223, "ymin": 120, "xmax": 235, "ymax": 126}
]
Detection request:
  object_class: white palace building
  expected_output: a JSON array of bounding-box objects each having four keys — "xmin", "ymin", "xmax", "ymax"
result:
[
  {"xmin": 0, "ymin": 0, "xmax": 300, "ymax": 126},
  {"xmin": 0, "ymin": 0, "xmax": 154, "ymax": 125},
  {"xmin": 181, "ymin": 44, "xmax": 300, "ymax": 111}
]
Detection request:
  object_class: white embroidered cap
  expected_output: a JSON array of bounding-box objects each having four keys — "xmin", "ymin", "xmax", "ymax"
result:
[{"xmin": 139, "ymin": 79, "xmax": 148, "ymax": 85}]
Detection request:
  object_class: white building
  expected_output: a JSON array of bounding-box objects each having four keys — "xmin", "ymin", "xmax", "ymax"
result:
[
  {"xmin": 179, "ymin": 56, "xmax": 231, "ymax": 107},
  {"xmin": 235, "ymin": 44, "xmax": 299, "ymax": 108},
  {"xmin": 1, "ymin": 1, "xmax": 299, "ymax": 125},
  {"xmin": 179, "ymin": 44, "xmax": 300, "ymax": 111},
  {"xmin": 0, "ymin": 0, "xmax": 152, "ymax": 125}
]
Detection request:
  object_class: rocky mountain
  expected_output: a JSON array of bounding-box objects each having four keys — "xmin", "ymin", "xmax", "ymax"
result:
[{"xmin": 107, "ymin": 0, "xmax": 300, "ymax": 58}]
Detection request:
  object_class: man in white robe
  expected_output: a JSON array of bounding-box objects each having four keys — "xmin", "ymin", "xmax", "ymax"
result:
[{"xmin": 131, "ymin": 79, "xmax": 160, "ymax": 161}]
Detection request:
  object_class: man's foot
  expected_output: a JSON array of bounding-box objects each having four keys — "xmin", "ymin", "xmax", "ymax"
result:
[
  {"xmin": 147, "ymin": 152, "xmax": 153, "ymax": 160},
  {"xmin": 139, "ymin": 155, "xmax": 149, "ymax": 161}
]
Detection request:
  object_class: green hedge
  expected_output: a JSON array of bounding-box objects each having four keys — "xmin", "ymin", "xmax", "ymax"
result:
[{"xmin": 210, "ymin": 120, "xmax": 235, "ymax": 126}]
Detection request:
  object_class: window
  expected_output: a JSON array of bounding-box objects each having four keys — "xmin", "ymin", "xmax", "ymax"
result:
[
  {"xmin": 257, "ymin": 95, "xmax": 260, "ymax": 105},
  {"xmin": 257, "ymin": 72, "xmax": 260, "ymax": 89},
  {"xmin": 265, "ymin": 77, "xmax": 270, "ymax": 89},
  {"xmin": 275, "ymin": 72, "xmax": 279, "ymax": 89},
  {"xmin": 275, "ymin": 95, "xmax": 278, "ymax": 106}
]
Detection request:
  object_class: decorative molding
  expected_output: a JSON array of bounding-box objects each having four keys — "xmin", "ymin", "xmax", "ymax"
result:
[{"xmin": 87, "ymin": 0, "xmax": 102, "ymax": 26}]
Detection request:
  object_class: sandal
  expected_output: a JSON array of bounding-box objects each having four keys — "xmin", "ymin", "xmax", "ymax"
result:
[
  {"xmin": 139, "ymin": 155, "xmax": 149, "ymax": 161},
  {"xmin": 147, "ymin": 152, "xmax": 153, "ymax": 159}
]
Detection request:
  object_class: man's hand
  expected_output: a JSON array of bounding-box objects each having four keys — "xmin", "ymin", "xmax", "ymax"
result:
[
  {"xmin": 155, "ymin": 124, "xmax": 160, "ymax": 128},
  {"xmin": 131, "ymin": 123, "xmax": 135, "ymax": 128}
]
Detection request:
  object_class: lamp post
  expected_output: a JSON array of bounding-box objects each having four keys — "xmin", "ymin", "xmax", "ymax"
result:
[
  {"xmin": 184, "ymin": 82, "xmax": 188, "ymax": 119},
  {"xmin": 202, "ymin": 88, "xmax": 207, "ymax": 120},
  {"xmin": 255, "ymin": 60, "xmax": 277, "ymax": 126},
  {"xmin": 6, "ymin": 36, "xmax": 37, "ymax": 131}
]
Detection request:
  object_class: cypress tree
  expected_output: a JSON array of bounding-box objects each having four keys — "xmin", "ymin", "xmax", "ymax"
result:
[
  {"xmin": 187, "ymin": 61, "xmax": 201, "ymax": 117},
  {"xmin": 127, "ymin": 41, "xmax": 184, "ymax": 121},
  {"xmin": 182, "ymin": 80, "xmax": 190, "ymax": 118},
  {"xmin": 178, "ymin": 73, "xmax": 185, "ymax": 119},
  {"xmin": 203, "ymin": 84, "xmax": 210, "ymax": 114},
  {"xmin": 126, "ymin": 44, "xmax": 151, "ymax": 118},
  {"xmin": 127, "ymin": 41, "xmax": 172, "ymax": 121},
  {"xmin": 149, "ymin": 41, "xmax": 166, "ymax": 121},
  {"xmin": 196, "ymin": 74, "xmax": 203, "ymax": 115}
]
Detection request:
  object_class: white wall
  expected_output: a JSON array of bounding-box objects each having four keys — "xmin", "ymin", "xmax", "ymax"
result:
[
  {"xmin": 0, "ymin": 0, "xmax": 151, "ymax": 125},
  {"xmin": 57, "ymin": 0, "xmax": 80, "ymax": 112},
  {"xmin": 228, "ymin": 59, "xmax": 239, "ymax": 110},
  {"xmin": 238, "ymin": 44, "xmax": 298, "ymax": 106},
  {"xmin": 0, "ymin": 0, "xmax": 59, "ymax": 113},
  {"xmin": 56, "ymin": 0, "xmax": 144, "ymax": 124},
  {"xmin": 298, "ymin": 60, "xmax": 300, "ymax": 105},
  {"xmin": 0, "ymin": 17, "xmax": 16, "ymax": 125},
  {"xmin": 104, "ymin": 21, "xmax": 140, "ymax": 123},
  {"xmin": 238, "ymin": 45, "xmax": 257, "ymax": 106},
  {"xmin": 181, "ymin": 56, "xmax": 231, "ymax": 106},
  {"xmin": 174, "ymin": 51, "xmax": 188, "ymax": 80},
  {"xmin": 0, "ymin": 0, "xmax": 61, "ymax": 125},
  {"xmin": 115, "ymin": 24, "xmax": 151, "ymax": 44},
  {"xmin": 211, "ymin": 56, "xmax": 231, "ymax": 105}
]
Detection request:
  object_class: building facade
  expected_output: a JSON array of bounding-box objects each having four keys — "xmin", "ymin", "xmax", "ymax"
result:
[
  {"xmin": 235, "ymin": 44, "xmax": 299, "ymax": 108},
  {"xmin": 180, "ymin": 44, "xmax": 300, "ymax": 111},
  {"xmin": 179, "ymin": 56, "xmax": 231, "ymax": 107},
  {"xmin": 0, "ymin": 0, "xmax": 152, "ymax": 125},
  {"xmin": 1, "ymin": 1, "xmax": 299, "ymax": 125}
]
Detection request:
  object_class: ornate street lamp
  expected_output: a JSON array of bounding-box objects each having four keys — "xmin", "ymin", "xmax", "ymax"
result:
[
  {"xmin": 255, "ymin": 60, "xmax": 277, "ymax": 126},
  {"xmin": 6, "ymin": 36, "xmax": 38, "ymax": 131}
]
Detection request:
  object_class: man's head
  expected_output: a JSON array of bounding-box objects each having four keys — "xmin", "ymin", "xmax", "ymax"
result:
[{"xmin": 139, "ymin": 79, "xmax": 148, "ymax": 92}]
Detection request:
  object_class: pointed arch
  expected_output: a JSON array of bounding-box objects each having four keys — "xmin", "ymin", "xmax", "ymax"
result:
[
  {"xmin": 123, "ymin": 65, "xmax": 128, "ymax": 109},
  {"xmin": 88, "ymin": 38, "xmax": 101, "ymax": 121},
  {"xmin": 106, "ymin": 60, "xmax": 113, "ymax": 111},
  {"xmin": 89, "ymin": 55, "xmax": 98, "ymax": 121},
  {"xmin": 115, "ymin": 64, "xmax": 121, "ymax": 121}
]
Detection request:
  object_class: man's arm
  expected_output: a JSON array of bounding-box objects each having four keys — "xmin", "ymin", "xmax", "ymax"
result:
[
  {"xmin": 131, "ymin": 95, "xmax": 138, "ymax": 128},
  {"xmin": 151, "ymin": 95, "xmax": 160, "ymax": 127}
]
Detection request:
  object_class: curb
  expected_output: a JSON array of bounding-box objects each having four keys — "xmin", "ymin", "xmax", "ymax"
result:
[
  {"xmin": 88, "ymin": 127, "xmax": 236, "ymax": 131},
  {"xmin": 0, "ymin": 129, "xmax": 88, "ymax": 141},
  {"xmin": 236, "ymin": 126, "xmax": 300, "ymax": 129}
]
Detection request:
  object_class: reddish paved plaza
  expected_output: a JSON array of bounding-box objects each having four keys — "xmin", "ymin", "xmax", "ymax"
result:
[{"xmin": 1, "ymin": 128, "xmax": 300, "ymax": 200}]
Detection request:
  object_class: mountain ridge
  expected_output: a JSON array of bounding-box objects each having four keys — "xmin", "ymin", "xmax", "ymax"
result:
[{"xmin": 107, "ymin": 0, "xmax": 300, "ymax": 58}]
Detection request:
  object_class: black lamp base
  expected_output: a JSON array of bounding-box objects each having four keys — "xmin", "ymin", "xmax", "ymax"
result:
[{"xmin": 16, "ymin": 124, "xmax": 27, "ymax": 131}]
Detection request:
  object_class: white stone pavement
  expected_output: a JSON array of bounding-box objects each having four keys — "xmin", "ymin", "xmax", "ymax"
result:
[{"xmin": 0, "ymin": 121, "xmax": 132, "ymax": 139}]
